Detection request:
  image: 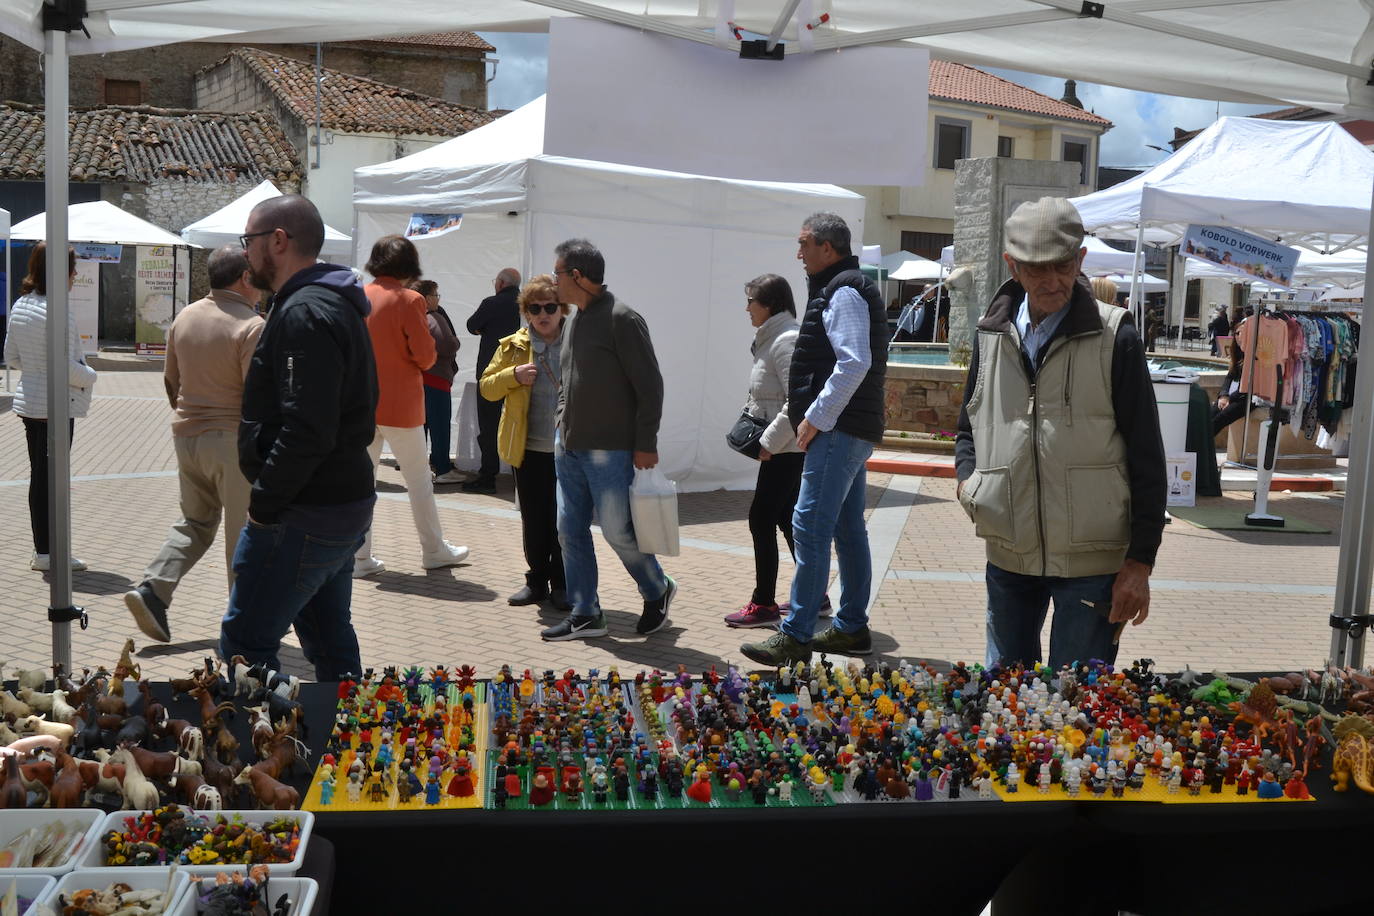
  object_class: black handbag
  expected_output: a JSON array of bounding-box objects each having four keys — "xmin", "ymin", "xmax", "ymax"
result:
[{"xmin": 726, "ymin": 410, "xmax": 768, "ymax": 459}]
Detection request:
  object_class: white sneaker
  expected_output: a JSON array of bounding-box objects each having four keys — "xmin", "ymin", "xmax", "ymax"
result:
[
  {"xmin": 433, "ymin": 469, "xmax": 467, "ymax": 485},
  {"xmin": 422, "ymin": 542, "xmax": 470, "ymax": 569},
  {"xmin": 31, "ymin": 553, "xmax": 87, "ymax": 572},
  {"xmin": 352, "ymin": 556, "xmax": 386, "ymax": 578}
]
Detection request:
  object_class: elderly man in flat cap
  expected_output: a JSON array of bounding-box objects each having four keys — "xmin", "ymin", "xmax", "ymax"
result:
[{"xmin": 954, "ymin": 197, "xmax": 1166, "ymax": 670}]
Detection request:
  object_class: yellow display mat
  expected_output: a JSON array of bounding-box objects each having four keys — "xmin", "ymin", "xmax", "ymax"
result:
[{"xmin": 302, "ymin": 682, "xmax": 488, "ymax": 812}]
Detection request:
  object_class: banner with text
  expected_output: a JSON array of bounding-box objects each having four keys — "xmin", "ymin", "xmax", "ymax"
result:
[
  {"xmin": 75, "ymin": 243, "xmax": 123, "ymax": 263},
  {"xmin": 1181, "ymin": 224, "xmax": 1299, "ymax": 288},
  {"xmin": 134, "ymin": 245, "xmax": 188, "ymax": 357},
  {"xmin": 70, "ymin": 258, "xmax": 99, "ymax": 356}
]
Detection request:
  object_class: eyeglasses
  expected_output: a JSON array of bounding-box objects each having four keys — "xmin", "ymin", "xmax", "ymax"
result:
[
  {"xmin": 239, "ymin": 228, "xmax": 292, "ymax": 249},
  {"xmin": 552, "ymin": 267, "xmax": 574, "ymax": 277},
  {"xmin": 526, "ymin": 302, "xmax": 561, "ymax": 316}
]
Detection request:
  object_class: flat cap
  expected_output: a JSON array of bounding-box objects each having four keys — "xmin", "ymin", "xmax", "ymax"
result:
[{"xmin": 1004, "ymin": 197, "xmax": 1086, "ymax": 265}]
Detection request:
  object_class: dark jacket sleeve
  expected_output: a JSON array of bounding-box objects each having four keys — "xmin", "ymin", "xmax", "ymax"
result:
[
  {"xmin": 249, "ymin": 299, "xmax": 347, "ymax": 523},
  {"xmin": 466, "ymin": 294, "xmax": 496, "ymax": 335},
  {"xmin": 612, "ymin": 307, "xmax": 664, "ymax": 453},
  {"xmin": 954, "ymin": 340, "xmax": 981, "ymax": 483},
  {"xmin": 1111, "ymin": 319, "xmax": 1167, "ymax": 567}
]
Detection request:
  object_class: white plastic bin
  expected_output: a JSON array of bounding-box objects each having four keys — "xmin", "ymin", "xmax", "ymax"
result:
[
  {"xmin": 0, "ymin": 809, "xmax": 106, "ymax": 877},
  {"xmin": 0, "ymin": 874, "xmax": 56, "ymax": 916},
  {"xmin": 1152, "ymin": 380, "xmax": 1191, "ymax": 457},
  {"xmin": 40, "ymin": 867, "xmax": 189, "ymax": 915},
  {"xmin": 79, "ymin": 808, "xmax": 313, "ymax": 876},
  {"xmin": 175, "ymin": 875, "xmax": 318, "ymax": 916}
]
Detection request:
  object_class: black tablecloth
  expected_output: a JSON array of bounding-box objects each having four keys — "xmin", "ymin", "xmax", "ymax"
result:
[{"xmin": 152, "ymin": 681, "xmax": 1374, "ymax": 915}]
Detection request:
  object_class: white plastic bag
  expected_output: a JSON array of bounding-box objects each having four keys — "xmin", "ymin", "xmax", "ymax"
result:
[{"xmin": 630, "ymin": 467, "xmax": 680, "ymax": 556}]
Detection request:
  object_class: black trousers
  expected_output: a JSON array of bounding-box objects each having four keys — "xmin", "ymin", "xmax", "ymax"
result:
[
  {"xmin": 22, "ymin": 416, "xmax": 74, "ymax": 554},
  {"xmin": 513, "ymin": 449, "xmax": 565, "ymax": 590},
  {"xmin": 748, "ymin": 451, "xmax": 804, "ymax": 606},
  {"xmin": 1211, "ymin": 397, "xmax": 1251, "ymax": 437},
  {"xmin": 475, "ymin": 395, "xmax": 503, "ymax": 479}
]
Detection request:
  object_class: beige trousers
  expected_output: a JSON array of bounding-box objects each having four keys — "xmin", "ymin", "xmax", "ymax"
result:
[{"xmin": 355, "ymin": 424, "xmax": 449, "ymax": 561}]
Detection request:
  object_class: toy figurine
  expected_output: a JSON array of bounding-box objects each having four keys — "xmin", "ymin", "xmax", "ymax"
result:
[
  {"xmin": 1037, "ymin": 763, "xmax": 1051, "ymax": 794},
  {"xmin": 1167, "ymin": 766, "xmax": 1182, "ymax": 794},
  {"xmin": 1256, "ymin": 771, "xmax": 1284, "ymax": 799},
  {"xmin": 425, "ymin": 776, "xmax": 442, "ymax": 806},
  {"xmin": 529, "ymin": 771, "xmax": 555, "ymax": 806},
  {"xmin": 319, "ymin": 776, "xmax": 335, "ymax": 806},
  {"xmin": 1284, "ymin": 768, "xmax": 1310, "ymax": 799},
  {"xmin": 1064, "ymin": 765, "xmax": 1081, "ymax": 797},
  {"xmin": 686, "ymin": 765, "xmax": 712, "ymax": 804},
  {"xmin": 777, "ymin": 778, "xmax": 793, "ymax": 803},
  {"xmin": 1005, "ymin": 762, "xmax": 1020, "ymax": 794}
]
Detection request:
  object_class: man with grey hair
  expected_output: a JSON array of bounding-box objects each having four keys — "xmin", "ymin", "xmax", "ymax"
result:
[
  {"xmin": 124, "ymin": 245, "xmax": 264, "ymax": 642},
  {"xmin": 741, "ymin": 212, "xmax": 888, "ymax": 667},
  {"xmin": 954, "ymin": 196, "xmax": 1166, "ymax": 670},
  {"xmin": 464, "ymin": 266, "xmax": 522, "ymax": 492}
]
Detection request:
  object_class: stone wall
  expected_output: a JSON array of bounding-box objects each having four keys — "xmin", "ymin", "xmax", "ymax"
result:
[
  {"xmin": 0, "ymin": 36, "xmax": 487, "ymax": 110},
  {"xmin": 884, "ymin": 363, "xmax": 966, "ymax": 434},
  {"xmin": 948, "ymin": 158, "xmax": 1084, "ymax": 354}
]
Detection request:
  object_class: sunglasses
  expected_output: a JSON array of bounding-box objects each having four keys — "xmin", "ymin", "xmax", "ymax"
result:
[{"xmin": 526, "ymin": 302, "xmax": 561, "ymax": 315}]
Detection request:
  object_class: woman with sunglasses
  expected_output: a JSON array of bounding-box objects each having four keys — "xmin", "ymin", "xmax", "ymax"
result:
[{"xmin": 479, "ymin": 274, "xmax": 570, "ymax": 610}]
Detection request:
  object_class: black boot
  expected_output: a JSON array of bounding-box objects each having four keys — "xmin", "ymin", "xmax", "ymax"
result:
[
  {"xmin": 548, "ymin": 585, "xmax": 571, "ymax": 612},
  {"xmin": 509, "ymin": 573, "xmax": 549, "ymax": 606}
]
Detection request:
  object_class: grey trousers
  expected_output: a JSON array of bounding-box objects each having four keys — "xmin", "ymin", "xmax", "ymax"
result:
[{"xmin": 142, "ymin": 429, "xmax": 250, "ymax": 606}]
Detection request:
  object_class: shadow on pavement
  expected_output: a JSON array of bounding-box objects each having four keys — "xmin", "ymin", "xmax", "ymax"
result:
[
  {"xmin": 367, "ymin": 569, "xmax": 498, "ymax": 603},
  {"xmin": 70, "ymin": 570, "xmax": 136, "ymax": 596},
  {"xmin": 139, "ymin": 638, "xmax": 219, "ymax": 658}
]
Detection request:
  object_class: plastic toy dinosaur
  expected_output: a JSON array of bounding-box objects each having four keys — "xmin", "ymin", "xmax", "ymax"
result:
[
  {"xmin": 1228, "ymin": 681, "xmax": 1279, "ymax": 740},
  {"xmin": 1329, "ymin": 715, "xmax": 1374, "ymax": 794}
]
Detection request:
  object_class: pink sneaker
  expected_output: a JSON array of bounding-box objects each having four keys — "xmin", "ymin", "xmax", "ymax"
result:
[
  {"xmin": 778, "ymin": 597, "xmax": 834, "ymax": 618},
  {"xmin": 724, "ymin": 601, "xmax": 782, "ymax": 629}
]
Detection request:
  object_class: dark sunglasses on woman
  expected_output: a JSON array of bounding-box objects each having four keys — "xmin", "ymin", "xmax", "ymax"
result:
[{"xmin": 526, "ymin": 303, "xmax": 561, "ymax": 315}]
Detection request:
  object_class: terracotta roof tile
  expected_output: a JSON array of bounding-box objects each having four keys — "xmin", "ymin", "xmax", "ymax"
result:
[
  {"xmin": 357, "ymin": 31, "xmax": 495, "ymax": 53},
  {"xmin": 0, "ymin": 102, "xmax": 301, "ymax": 183},
  {"xmin": 930, "ymin": 60, "xmax": 1112, "ymax": 127},
  {"xmin": 231, "ymin": 47, "xmax": 498, "ymax": 137}
]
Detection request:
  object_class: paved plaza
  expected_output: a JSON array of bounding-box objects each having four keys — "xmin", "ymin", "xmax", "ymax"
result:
[{"xmin": 0, "ymin": 364, "xmax": 1352, "ymax": 682}]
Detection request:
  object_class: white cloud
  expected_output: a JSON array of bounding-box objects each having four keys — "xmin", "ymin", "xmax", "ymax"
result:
[{"xmin": 478, "ymin": 32, "xmax": 549, "ymax": 111}]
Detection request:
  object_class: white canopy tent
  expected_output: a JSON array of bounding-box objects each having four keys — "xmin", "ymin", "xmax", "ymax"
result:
[
  {"xmin": 883, "ymin": 251, "xmax": 944, "ymax": 282},
  {"xmin": 1095, "ymin": 272, "xmax": 1167, "ymax": 293},
  {"xmin": 5, "ymin": 0, "xmax": 1374, "ymax": 670},
  {"xmin": 354, "ymin": 96, "xmax": 865, "ymax": 492},
  {"xmin": 11, "ymin": 200, "xmax": 191, "ymax": 248},
  {"xmin": 939, "ymin": 235, "xmax": 1137, "ymax": 276},
  {"xmin": 182, "ymin": 180, "xmax": 352, "ymax": 259}
]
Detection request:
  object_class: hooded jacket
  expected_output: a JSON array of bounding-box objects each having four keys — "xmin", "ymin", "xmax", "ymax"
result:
[{"xmin": 239, "ymin": 263, "xmax": 379, "ymax": 524}]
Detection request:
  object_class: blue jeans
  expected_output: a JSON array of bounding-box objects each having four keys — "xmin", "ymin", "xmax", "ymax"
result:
[
  {"xmin": 779, "ymin": 428, "xmax": 874, "ymax": 643},
  {"xmin": 423, "ymin": 384, "xmax": 454, "ymax": 474},
  {"xmin": 555, "ymin": 440, "xmax": 668, "ymax": 618},
  {"xmin": 984, "ymin": 562, "xmax": 1120, "ymax": 670},
  {"xmin": 219, "ymin": 518, "xmax": 366, "ymax": 680}
]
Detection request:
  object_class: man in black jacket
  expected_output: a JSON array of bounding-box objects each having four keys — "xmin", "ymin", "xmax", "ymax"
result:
[
  {"xmin": 219, "ymin": 195, "xmax": 378, "ymax": 680},
  {"xmin": 464, "ymin": 267, "xmax": 521, "ymax": 492}
]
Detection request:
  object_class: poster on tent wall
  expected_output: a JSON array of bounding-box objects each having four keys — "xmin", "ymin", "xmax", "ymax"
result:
[
  {"xmin": 1181, "ymin": 224, "xmax": 1299, "ymax": 288},
  {"xmin": 74, "ymin": 244, "xmax": 122, "ymax": 263},
  {"xmin": 134, "ymin": 245, "xmax": 187, "ymax": 357},
  {"xmin": 69, "ymin": 259, "xmax": 99, "ymax": 356},
  {"xmin": 405, "ymin": 213, "xmax": 462, "ymax": 239},
  {"xmin": 545, "ymin": 19, "xmax": 928, "ymax": 186}
]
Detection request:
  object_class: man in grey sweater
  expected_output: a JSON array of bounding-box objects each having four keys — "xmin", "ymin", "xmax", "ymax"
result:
[{"xmin": 543, "ymin": 238, "xmax": 676, "ymax": 641}]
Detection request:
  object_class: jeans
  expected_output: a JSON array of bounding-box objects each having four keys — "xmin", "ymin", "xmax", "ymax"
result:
[
  {"xmin": 779, "ymin": 428, "xmax": 874, "ymax": 643},
  {"xmin": 423, "ymin": 384, "xmax": 454, "ymax": 475},
  {"xmin": 475, "ymin": 394, "xmax": 502, "ymax": 479},
  {"xmin": 555, "ymin": 439, "xmax": 668, "ymax": 618},
  {"xmin": 356, "ymin": 425, "xmax": 450, "ymax": 561},
  {"xmin": 749, "ymin": 451, "xmax": 804, "ymax": 606},
  {"xmin": 21, "ymin": 416, "xmax": 73, "ymax": 554},
  {"xmin": 220, "ymin": 516, "xmax": 366, "ymax": 680},
  {"xmin": 514, "ymin": 449, "xmax": 565, "ymax": 590},
  {"xmin": 143, "ymin": 430, "xmax": 250, "ymax": 606},
  {"xmin": 984, "ymin": 562, "xmax": 1120, "ymax": 670}
]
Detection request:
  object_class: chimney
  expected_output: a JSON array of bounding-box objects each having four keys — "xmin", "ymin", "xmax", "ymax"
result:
[{"xmin": 1061, "ymin": 79, "xmax": 1083, "ymax": 109}]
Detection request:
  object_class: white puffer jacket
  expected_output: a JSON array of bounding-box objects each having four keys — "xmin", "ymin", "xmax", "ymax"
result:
[{"xmin": 4, "ymin": 292, "xmax": 97, "ymax": 419}]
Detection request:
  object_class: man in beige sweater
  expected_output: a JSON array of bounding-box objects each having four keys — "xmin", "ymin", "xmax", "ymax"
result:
[{"xmin": 125, "ymin": 245, "xmax": 264, "ymax": 642}]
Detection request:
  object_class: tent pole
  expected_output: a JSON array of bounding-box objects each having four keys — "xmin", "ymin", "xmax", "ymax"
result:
[
  {"xmin": 44, "ymin": 27, "xmax": 78, "ymax": 674},
  {"xmin": 1128, "ymin": 223, "xmax": 1145, "ymax": 339},
  {"xmin": 1329, "ymin": 177, "xmax": 1374, "ymax": 668}
]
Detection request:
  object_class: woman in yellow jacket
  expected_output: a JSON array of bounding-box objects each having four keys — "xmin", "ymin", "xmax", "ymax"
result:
[{"xmin": 480, "ymin": 274, "xmax": 570, "ymax": 610}]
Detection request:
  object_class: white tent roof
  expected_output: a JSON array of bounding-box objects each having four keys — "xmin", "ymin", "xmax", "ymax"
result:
[
  {"xmin": 939, "ymin": 235, "xmax": 1136, "ymax": 275},
  {"xmin": 1070, "ymin": 117, "xmax": 1374, "ymax": 252},
  {"xmin": 11, "ymin": 200, "xmax": 193, "ymax": 247},
  {"xmin": 887, "ymin": 257, "xmax": 944, "ymax": 282},
  {"xmin": 182, "ymin": 180, "xmax": 351, "ymax": 258},
  {"xmin": 4, "ymin": 2, "xmax": 1372, "ymax": 116},
  {"xmin": 1096, "ymin": 272, "xmax": 1167, "ymax": 292}
]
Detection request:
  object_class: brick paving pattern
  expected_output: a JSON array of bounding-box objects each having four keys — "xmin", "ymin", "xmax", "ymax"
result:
[{"xmin": 0, "ymin": 369, "xmax": 1352, "ymax": 682}]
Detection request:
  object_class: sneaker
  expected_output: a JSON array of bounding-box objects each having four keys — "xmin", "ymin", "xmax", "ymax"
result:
[
  {"xmin": 811, "ymin": 624, "xmax": 873, "ymax": 656},
  {"xmin": 433, "ymin": 468, "xmax": 467, "ymax": 485},
  {"xmin": 724, "ymin": 601, "xmax": 782, "ymax": 629},
  {"xmin": 123, "ymin": 583, "xmax": 171, "ymax": 643},
  {"xmin": 353, "ymin": 556, "xmax": 386, "ymax": 578},
  {"xmin": 549, "ymin": 587, "xmax": 571, "ymax": 612},
  {"xmin": 637, "ymin": 576, "xmax": 676, "ymax": 635},
  {"xmin": 740, "ymin": 631, "xmax": 812, "ymax": 667},
  {"xmin": 461, "ymin": 476, "xmax": 497, "ymax": 494},
  {"xmin": 422, "ymin": 542, "xmax": 470, "ymax": 569},
  {"xmin": 779, "ymin": 596, "xmax": 833, "ymax": 618},
  {"xmin": 541, "ymin": 612, "xmax": 609, "ymax": 641},
  {"xmin": 31, "ymin": 553, "xmax": 87, "ymax": 572}
]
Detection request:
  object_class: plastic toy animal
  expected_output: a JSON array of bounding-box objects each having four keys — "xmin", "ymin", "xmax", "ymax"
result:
[
  {"xmin": 14, "ymin": 714, "xmax": 75, "ymax": 747},
  {"xmin": 48, "ymin": 752, "xmax": 84, "ymax": 808},
  {"xmin": 106, "ymin": 747, "xmax": 161, "ymax": 809},
  {"xmin": 0, "ymin": 754, "xmax": 26, "ymax": 808},
  {"xmin": 0, "ymin": 689, "xmax": 32, "ymax": 719},
  {"xmin": 234, "ymin": 764, "xmax": 300, "ymax": 810},
  {"xmin": 1330, "ymin": 715, "xmax": 1374, "ymax": 794},
  {"xmin": 3, "ymin": 662, "xmax": 48, "ymax": 692},
  {"xmin": 1228, "ymin": 681, "xmax": 1279, "ymax": 740}
]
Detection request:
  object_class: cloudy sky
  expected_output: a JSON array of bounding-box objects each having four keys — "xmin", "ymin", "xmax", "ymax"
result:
[{"xmin": 478, "ymin": 32, "xmax": 1276, "ymax": 169}]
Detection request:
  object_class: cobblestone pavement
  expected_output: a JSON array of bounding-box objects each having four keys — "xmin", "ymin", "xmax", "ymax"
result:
[{"xmin": 0, "ymin": 368, "xmax": 1352, "ymax": 683}]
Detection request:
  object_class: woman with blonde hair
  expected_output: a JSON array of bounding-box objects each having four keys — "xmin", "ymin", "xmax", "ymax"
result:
[{"xmin": 480, "ymin": 274, "xmax": 570, "ymax": 609}]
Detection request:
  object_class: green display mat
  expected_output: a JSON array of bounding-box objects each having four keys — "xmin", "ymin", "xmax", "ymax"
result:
[{"xmin": 1170, "ymin": 505, "xmax": 1331, "ymax": 533}]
